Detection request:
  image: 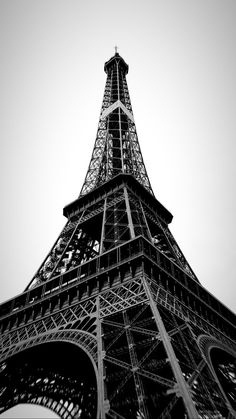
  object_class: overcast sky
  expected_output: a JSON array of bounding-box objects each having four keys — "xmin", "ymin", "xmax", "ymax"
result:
[{"xmin": 0, "ymin": 0, "xmax": 236, "ymax": 417}]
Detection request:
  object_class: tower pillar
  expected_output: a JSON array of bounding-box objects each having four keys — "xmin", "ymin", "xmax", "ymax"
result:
[{"xmin": 143, "ymin": 279, "xmax": 199, "ymax": 418}]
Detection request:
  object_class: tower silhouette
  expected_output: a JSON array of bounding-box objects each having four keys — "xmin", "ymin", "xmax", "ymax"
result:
[{"xmin": 0, "ymin": 52, "xmax": 235, "ymax": 419}]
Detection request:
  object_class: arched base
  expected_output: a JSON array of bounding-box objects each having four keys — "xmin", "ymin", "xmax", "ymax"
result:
[
  {"xmin": 210, "ymin": 347, "xmax": 236, "ymax": 411},
  {"xmin": 0, "ymin": 403, "xmax": 59, "ymax": 418},
  {"xmin": 0, "ymin": 341, "xmax": 97, "ymax": 419},
  {"xmin": 198, "ymin": 335, "xmax": 236, "ymax": 416}
]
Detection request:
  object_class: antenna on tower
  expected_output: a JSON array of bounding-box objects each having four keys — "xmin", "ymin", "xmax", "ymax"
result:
[{"xmin": 114, "ymin": 45, "xmax": 118, "ymax": 54}]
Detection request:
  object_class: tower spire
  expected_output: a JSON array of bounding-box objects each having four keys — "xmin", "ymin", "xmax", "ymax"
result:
[{"xmin": 79, "ymin": 52, "xmax": 153, "ymax": 197}]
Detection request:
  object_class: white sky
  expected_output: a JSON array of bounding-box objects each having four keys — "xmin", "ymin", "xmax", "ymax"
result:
[{"xmin": 0, "ymin": 0, "xmax": 236, "ymax": 417}]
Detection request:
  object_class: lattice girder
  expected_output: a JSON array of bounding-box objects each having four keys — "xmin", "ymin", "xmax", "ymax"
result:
[{"xmin": 1, "ymin": 255, "xmax": 236, "ymax": 417}]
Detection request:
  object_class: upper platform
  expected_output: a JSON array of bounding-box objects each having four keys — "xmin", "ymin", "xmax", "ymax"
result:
[
  {"xmin": 104, "ymin": 52, "xmax": 129, "ymax": 75},
  {"xmin": 64, "ymin": 173, "xmax": 173, "ymax": 226}
]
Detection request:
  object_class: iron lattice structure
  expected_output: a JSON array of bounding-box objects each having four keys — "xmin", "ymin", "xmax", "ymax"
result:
[
  {"xmin": 0, "ymin": 52, "xmax": 235, "ymax": 419},
  {"xmin": 79, "ymin": 54, "xmax": 153, "ymax": 197}
]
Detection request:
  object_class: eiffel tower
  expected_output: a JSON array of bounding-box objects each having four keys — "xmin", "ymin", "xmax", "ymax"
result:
[{"xmin": 0, "ymin": 51, "xmax": 235, "ymax": 419}]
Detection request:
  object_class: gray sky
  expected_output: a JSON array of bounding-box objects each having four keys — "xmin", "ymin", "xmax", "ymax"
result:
[{"xmin": 0, "ymin": 0, "xmax": 236, "ymax": 417}]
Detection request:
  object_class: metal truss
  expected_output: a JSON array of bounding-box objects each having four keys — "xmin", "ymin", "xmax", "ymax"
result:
[
  {"xmin": 26, "ymin": 180, "xmax": 196, "ymax": 291},
  {"xmin": 127, "ymin": 188, "xmax": 198, "ymax": 280},
  {"xmin": 1, "ymin": 269, "xmax": 236, "ymax": 417},
  {"xmin": 98, "ymin": 276, "xmax": 236, "ymax": 418}
]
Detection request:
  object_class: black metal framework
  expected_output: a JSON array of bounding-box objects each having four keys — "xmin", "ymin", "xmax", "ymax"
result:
[
  {"xmin": 80, "ymin": 53, "xmax": 153, "ymax": 197},
  {"xmin": 0, "ymin": 52, "xmax": 235, "ymax": 418}
]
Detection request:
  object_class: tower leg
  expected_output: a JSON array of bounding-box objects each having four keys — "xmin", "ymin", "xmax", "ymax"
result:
[
  {"xmin": 143, "ymin": 278, "xmax": 199, "ymax": 419},
  {"xmin": 97, "ymin": 297, "xmax": 109, "ymax": 419}
]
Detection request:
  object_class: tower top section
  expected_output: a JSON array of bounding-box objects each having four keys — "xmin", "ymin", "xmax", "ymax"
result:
[
  {"xmin": 104, "ymin": 52, "xmax": 129, "ymax": 75},
  {"xmin": 79, "ymin": 52, "xmax": 153, "ymax": 197}
]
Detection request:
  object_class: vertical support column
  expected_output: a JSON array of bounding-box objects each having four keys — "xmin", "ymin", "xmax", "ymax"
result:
[
  {"xmin": 143, "ymin": 278, "xmax": 199, "ymax": 419},
  {"xmin": 140, "ymin": 201, "xmax": 153, "ymax": 242},
  {"xmin": 116, "ymin": 61, "xmax": 125, "ymax": 174},
  {"xmin": 119, "ymin": 106, "xmax": 125, "ymax": 172},
  {"xmin": 100, "ymin": 198, "xmax": 107, "ymax": 255},
  {"xmin": 124, "ymin": 187, "xmax": 135, "ymax": 239},
  {"xmin": 96, "ymin": 296, "xmax": 109, "ymax": 418},
  {"xmin": 123, "ymin": 311, "xmax": 149, "ymax": 419}
]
